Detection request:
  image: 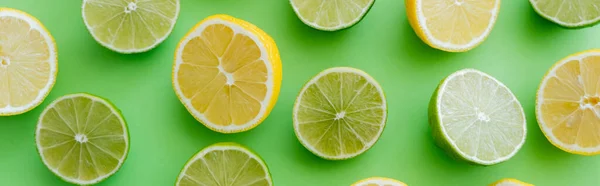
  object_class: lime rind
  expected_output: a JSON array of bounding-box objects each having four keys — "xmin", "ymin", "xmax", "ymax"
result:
[
  {"xmin": 290, "ymin": 0, "xmax": 376, "ymax": 31},
  {"xmin": 429, "ymin": 69, "xmax": 526, "ymax": 165},
  {"xmin": 175, "ymin": 142, "xmax": 273, "ymax": 186},
  {"xmin": 529, "ymin": 0, "xmax": 600, "ymax": 28},
  {"xmin": 293, "ymin": 67, "xmax": 387, "ymax": 160},
  {"xmin": 81, "ymin": 0, "xmax": 180, "ymax": 53},
  {"xmin": 0, "ymin": 8, "xmax": 58, "ymax": 116},
  {"xmin": 35, "ymin": 93, "xmax": 129, "ymax": 185}
]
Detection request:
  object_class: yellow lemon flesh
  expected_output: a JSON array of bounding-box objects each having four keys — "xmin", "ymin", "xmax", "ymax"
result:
[
  {"xmin": 0, "ymin": 8, "xmax": 57, "ymax": 116},
  {"xmin": 537, "ymin": 49, "xmax": 600, "ymax": 155},
  {"xmin": 489, "ymin": 178, "xmax": 533, "ymax": 186},
  {"xmin": 173, "ymin": 14, "xmax": 282, "ymax": 133},
  {"xmin": 406, "ymin": 0, "xmax": 501, "ymax": 52},
  {"xmin": 352, "ymin": 177, "xmax": 407, "ymax": 186}
]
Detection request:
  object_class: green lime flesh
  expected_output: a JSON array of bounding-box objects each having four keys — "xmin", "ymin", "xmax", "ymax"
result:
[
  {"xmin": 176, "ymin": 142, "xmax": 272, "ymax": 186},
  {"xmin": 428, "ymin": 69, "xmax": 526, "ymax": 165},
  {"xmin": 36, "ymin": 93, "xmax": 129, "ymax": 185},
  {"xmin": 294, "ymin": 67, "xmax": 387, "ymax": 160},
  {"xmin": 530, "ymin": 0, "xmax": 600, "ymax": 28},
  {"xmin": 290, "ymin": 0, "xmax": 375, "ymax": 31}
]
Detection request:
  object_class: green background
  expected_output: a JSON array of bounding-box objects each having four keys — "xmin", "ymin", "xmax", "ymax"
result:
[{"xmin": 1, "ymin": 0, "xmax": 599, "ymax": 185}]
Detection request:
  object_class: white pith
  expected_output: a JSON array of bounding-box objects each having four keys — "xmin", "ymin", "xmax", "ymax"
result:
[
  {"xmin": 81, "ymin": 0, "xmax": 180, "ymax": 53},
  {"xmin": 354, "ymin": 177, "xmax": 407, "ymax": 186},
  {"xmin": 176, "ymin": 144, "xmax": 272, "ymax": 186},
  {"xmin": 293, "ymin": 67, "xmax": 387, "ymax": 159},
  {"xmin": 35, "ymin": 93, "xmax": 129, "ymax": 185},
  {"xmin": 173, "ymin": 18, "xmax": 275, "ymax": 133},
  {"xmin": 529, "ymin": 0, "xmax": 600, "ymax": 27},
  {"xmin": 435, "ymin": 69, "xmax": 527, "ymax": 165},
  {"xmin": 415, "ymin": 0, "xmax": 501, "ymax": 50},
  {"xmin": 536, "ymin": 51, "xmax": 600, "ymax": 153},
  {"xmin": 0, "ymin": 9, "xmax": 57, "ymax": 115},
  {"xmin": 290, "ymin": 0, "xmax": 375, "ymax": 31}
]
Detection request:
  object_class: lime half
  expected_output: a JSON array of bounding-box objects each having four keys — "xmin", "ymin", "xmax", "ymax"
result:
[
  {"xmin": 82, "ymin": 0, "xmax": 180, "ymax": 53},
  {"xmin": 530, "ymin": 0, "xmax": 600, "ymax": 28},
  {"xmin": 293, "ymin": 67, "xmax": 387, "ymax": 160},
  {"xmin": 176, "ymin": 142, "xmax": 272, "ymax": 186},
  {"xmin": 36, "ymin": 93, "xmax": 129, "ymax": 185},
  {"xmin": 290, "ymin": 0, "xmax": 375, "ymax": 31},
  {"xmin": 429, "ymin": 69, "xmax": 526, "ymax": 165}
]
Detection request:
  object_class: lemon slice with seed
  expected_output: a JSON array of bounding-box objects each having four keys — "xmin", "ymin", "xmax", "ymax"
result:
[
  {"xmin": 406, "ymin": 0, "xmax": 501, "ymax": 52},
  {"xmin": 173, "ymin": 14, "xmax": 282, "ymax": 133},
  {"xmin": 536, "ymin": 49, "xmax": 600, "ymax": 155},
  {"xmin": 36, "ymin": 93, "xmax": 129, "ymax": 185},
  {"xmin": 82, "ymin": 0, "xmax": 180, "ymax": 53},
  {"xmin": 176, "ymin": 142, "xmax": 272, "ymax": 186},
  {"xmin": 352, "ymin": 177, "xmax": 407, "ymax": 186},
  {"xmin": 293, "ymin": 67, "xmax": 387, "ymax": 160},
  {"xmin": 0, "ymin": 8, "xmax": 57, "ymax": 116}
]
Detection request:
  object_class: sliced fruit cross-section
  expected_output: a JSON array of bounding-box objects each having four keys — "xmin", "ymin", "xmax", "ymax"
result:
[
  {"xmin": 173, "ymin": 14, "xmax": 282, "ymax": 133},
  {"xmin": 429, "ymin": 69, "xmax": 526, "ymax": 165},
  {"xmin": 0, "ymin": 8, "xmax": 57, "ymax": 116},
  {"xmin": 406, "ymin": 0, "xmax": 501, "ymax": 52},
  {"xmin": 293, "ymin": 67, "xmax": 387, "ymax": 160},
  {"xmin": 352, "ymin": 177, "xmax": 407, "ymax": 186},
  {"xmin": 176, "ymin": 142, "xmax": 272, "ymax": 186},
  {"xmin": 530, "ymin": 0, "xmax": 600, "ymax": 28},
  {"xmin": 489, "ymin": 178, "xmax": 533, "ymax": 186},
  {"xmin": 290, "ymin": 0, "xmax": 375, "ymax": 31},
  {"xmin": 82, "ymin": 0, "xmax": 180, "ymax": 53},
  {"xmin": 537, "ymin": 49, "xmax": 600, "ymax": 155},
  {"xmin": 36, "ymin": 93, "xmax": 129, "ymax": 185}
]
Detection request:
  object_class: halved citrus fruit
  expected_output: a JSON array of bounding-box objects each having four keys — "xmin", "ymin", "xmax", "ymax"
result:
[
  {"xmin": 173, "ymin": 14, "xmax": 282, "ymax": 133},
  {"xmin": 82, "ymin": 0, "xmax": 180, "ymax": 53},
  {"xmin": 489, "ymin": 178, "xmax": 533, "ymax": 186},
  {"xmin": 290, "ymin": 0, "xmax": 375, "ymax": 31},
  {"xmin": 176, "ymin": 142, "xmax": 272, "ymax": 186},
  {"xmin": 429, "ymin": 69, "xmax": 526, "ymax": 165},
  {"xmin": 36, "ymin": 93, "xmax": 129, "ymax": 185},
  {"xmin": 293, "ymin": 67, "xmax": 386, "ymax": 160},
  {"xmin": 530, "ymin": 0, "xmax": 600, "ymax": 28},
  {"xmin": 536, "ymin": 49, "xmax": 600, "ymax": 155},
  {"xmin": 0, "ymin": 8, "xmax": 57, "ymax": 116},
  {"xmin": 352, "ymin": 177, "xmax": 407, "ymax": 186},
  {"xmin": 406, "ymin": 0, "xmax": 501, "ymax": 52}
]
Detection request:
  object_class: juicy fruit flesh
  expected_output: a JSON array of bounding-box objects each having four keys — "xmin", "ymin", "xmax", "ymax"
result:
[
  {"xmin": 354, "ymin": 178, "xmax": 406, "ymax": 186},
  {"xmin": 296, "ymin": 70, "xmax": 385, "ymax": 158},
  {"xmin": 438, "ymin": 71, "xmax": 525, "ymax": 162},
  {"xmin": 178, "ymin": 147, "xmax": 270, "ymax": 186},
  {"xmin": 0, "ymin": 13, "xmax": 52, "ymax": 110},
  {"xmin": 37, "ymin": 96, "xmax": 127, "ymax": 183},
  {"xmin": 420, "ymin": 0, "xmax": 498, "ymax": 46},
  {"xmin": 531, "ymin": 0, "xmax": 600, "ymax": 25},
  {"xmin": 177, "ymin": 23, "xmax": 269, "ymax": 126},
  {"xmin": 83, "ymin": 0, "xmax": 178, "ymax": 51},
  {"xmin": 291, "ymin": 0, "xmax": 373, "ymax": 29},
  {"xmin": 539, "ymin": 55, "xmax": 600, "ymax": 150}
]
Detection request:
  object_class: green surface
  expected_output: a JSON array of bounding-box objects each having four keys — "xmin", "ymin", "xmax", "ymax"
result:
[{"xmin": 1, "ymin": 0, "xmax": 599, "ymax": 185}]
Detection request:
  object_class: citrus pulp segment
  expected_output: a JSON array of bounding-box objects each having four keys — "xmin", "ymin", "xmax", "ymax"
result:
[
  {"xmin": 429, "ymin": 69, "xmax": 526, "ymax": 165},
  {"xmin": 290, "ymin": 0, "xmax": 375, "ymax": 31},
  {"xmin": 176, "ymin": 142, "xmax": 272, "ymax": 186},
  {"xmin": 36, "ymin": 93, "xmax": 129, "ymax": 185},
  {"xmin": 406, "ymin": 0, "xmax": 501, "ymax": 52},
  {"xmin": 489, "ymin": 178, "xmax": 533, "ymax": 186},
  {"xmin": 172, "ymin": 14, "xmax": 282, "ymax": 133},
  {"xmin": 293, "ymin": 67, "xmax": 386, "ymax": 160},
  {"xmin": 82, "ymin": 0, "xmax": 180, "ymax": 53},
  {"xmin": 0, "ymin": 8, "xmax": 57, "ymax": 116},
  {"xmin": 530, "ymin": 0, "xmax": 600, "ymax": 28},
  {"xmin": 352, "ymin": 177, "xmax": 407, "ymax": 186},
  {"xmin": 536, "ymin": 49, "xmax": 600, "ymax": 155}
]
